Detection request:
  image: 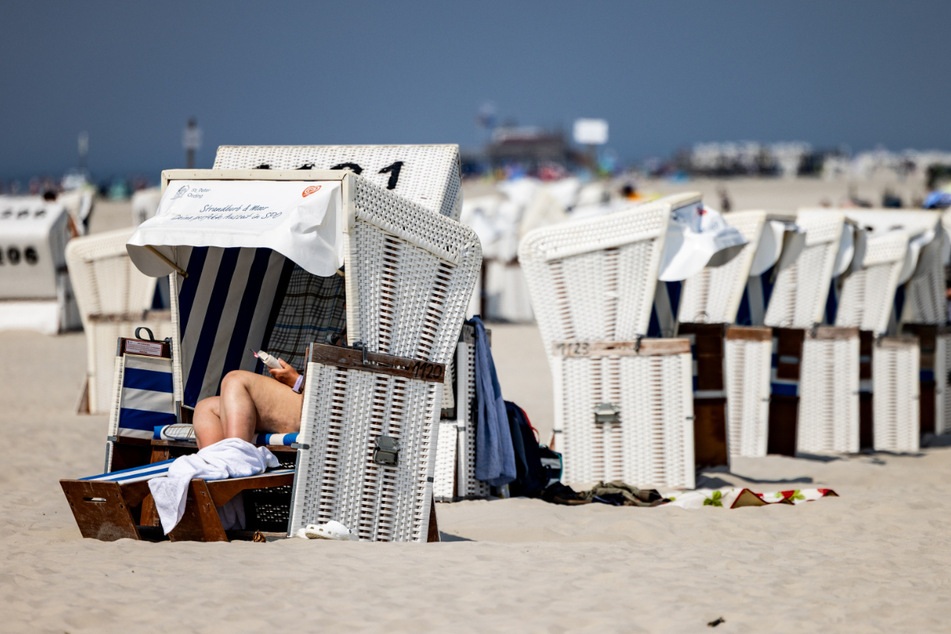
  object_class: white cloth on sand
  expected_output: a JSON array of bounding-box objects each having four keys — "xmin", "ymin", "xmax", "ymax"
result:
[{"xmin": 148, "ymin": 437, "xmax": 280, "ymax": 534}]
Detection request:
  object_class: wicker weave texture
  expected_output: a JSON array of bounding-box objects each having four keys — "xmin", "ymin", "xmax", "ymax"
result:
[
  {"xmin": 455, "ymin": 337, "xmax": 491, "ymax": 499},
  {"xmin": 872, "ymin": 341, "xmax": 920, "ymax": 452},
  {"xmin": 678, "ymin": 211, "xmax": 766, "ymax": 324},
  {"xmin": 903, "ymin": 238, "xmax": 947, "ymax": 326},
  {"xmin": 65, "ymin": 227, "xmax": 158, "ymax": 325},
  {"xmin": 834, "ymin": 231, "xmax": 908, "ymax": 334},
  {"xmin": 797, "ymin": 334, "xmax": 860, "ymax": 454},
  {"xmin": 765, "ymin": 213, "xmax": 844, "ymax": 329},
  {"xmin": 346, "ymin": 176, "xmax": 481, "ymax": 367},
  {"xmin": 213, "ymin": 144, "xmax": 462, "ymax": 219},
  {"xmin": 432, "ymin": 421, "xmax": 458, "ymax": 502},
  {"xmin": 553, "ymin": 349, "xmax": 695, "ymax": 489},
  {"xmin": 519, "ymin": 198, "xmax": 676, "ymax": 354},
  {"xmin": 289, "ymin": 361, "xmax": 441, "ymax": 542},
  {"xmin": 724, "ymin": 337, "xmax": 771, "ymax": 458}
]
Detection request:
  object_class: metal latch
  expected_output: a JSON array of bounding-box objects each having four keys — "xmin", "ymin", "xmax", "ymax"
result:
[
  {"xmin": 594, "ymin": 403, "xmax": 620, "ymax": 424},
  {"xmin": 373, "ymin": 436, "xmax": 400, "ymax": 466}
]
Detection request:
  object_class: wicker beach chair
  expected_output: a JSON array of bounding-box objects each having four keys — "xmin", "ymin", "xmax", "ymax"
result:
[
  {"xmin": 0, "ymin": 197, "xmax": 80, "ymax": 334},
  {"xmin": 760, "ymin": 211, "xmax": 852, "ymax": 456},
  {"xmin": 837, "ymin": 209, "xmax": 946, "ymax": 449},
  {"xmin": 519, "ymin": 194, "xmax": 703, "ymax": 489},
  {"xmin": 677, "ymin": 210, "xmax": 767, "ymax": 464},
  {"xmin": 142, "ymin": 165, "xmax": 475, "ymax": 540},
  {"xmin": 850, "ymin": 210, "xmax": 950, "ymax": 439},
  {"xmin": 65, "ymin": 227, "xmax": 173, "ymax": 414}
]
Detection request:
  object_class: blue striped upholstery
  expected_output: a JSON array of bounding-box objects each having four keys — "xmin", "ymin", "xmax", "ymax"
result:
[
  {"xmin": 177, "ymin": 246, "xmax": 292, "ymax": 406},
  {"xmin": 149, "ymin": 425, "xmax": 299, "ymax": 447},
  {"xmin": 82, "ymin": 459, "xmax": 175, "ymax": 483},
  {"xmin": 82, "ymin": 460, "xmax": 295, "ymax": 484},
  {"xmin": 176, "ymin": 246, "xmax": 346, "ymax": 408},
  {"xmin": 117, "ymin": 354, "xmax": 176, "ymax": 439}
]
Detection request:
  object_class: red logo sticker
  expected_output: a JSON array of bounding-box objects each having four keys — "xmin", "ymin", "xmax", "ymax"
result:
[{"xmin": 302, "ymin": 185, "xmax": 321, "ymax": 198}]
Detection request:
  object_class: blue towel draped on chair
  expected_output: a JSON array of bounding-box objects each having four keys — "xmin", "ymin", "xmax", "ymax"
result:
[{"xmin": 471, "ymin": 316, "xmax": 516, "ymax": 487}]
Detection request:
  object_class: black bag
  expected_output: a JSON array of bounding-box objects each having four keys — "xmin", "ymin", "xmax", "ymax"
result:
[{"xmin": 505, "ymin": 401, "xmax": 559, "ymax": 498}]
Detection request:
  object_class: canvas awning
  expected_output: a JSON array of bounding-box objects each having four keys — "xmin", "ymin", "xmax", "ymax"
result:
[
  {"xmin": 658, "ymin": 202, "xmax": 747, "ymax": 282},
  {"xmin": 127, "ymin": 179, "xmax": 344, "ymax": 278}
]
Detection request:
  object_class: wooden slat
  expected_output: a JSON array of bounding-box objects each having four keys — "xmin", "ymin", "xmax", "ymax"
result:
[
  {"xmin": 168, "ymin": 481, "xmax": 228, "ymax": 542},
  {"xmin": 693, "ymin": 397, "xmax": 729, "ymax": 468},
  {"xmin": 60, "ymin": 480, "xmax": 142, "ymax": 541},
  {"xmin": 308, "ymin": 343, "xmax": 446, "ymax": 383},
  {"xmin": 810, "ymin": 326, "xmax": 860, "ymax": 341},
  {"xmin": 551, "ymin": 338, "xmax": 690, "ymax": 358},
  {"xmin": 725, "ymin": 325, "xmax": 771, "ymax": 342},
  {"xmin": 774, "ymin": 328, "xmax": 804, "ymax": 381},
  {"xmin": 767, "ymin": 395, "xmax": 798, "ymax": 456}
]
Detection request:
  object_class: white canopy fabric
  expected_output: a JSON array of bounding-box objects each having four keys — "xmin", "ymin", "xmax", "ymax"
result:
[
  {"xmin": 658, "ymin": 202, "xmax": 747, "ymax": 282},
  {"xmin": 127, "ymin": 179, "xmax": 343, "ymax": 278},
  {"xmin": 749, "ymin": 219, "xmax": 802, "ymax": 276}
]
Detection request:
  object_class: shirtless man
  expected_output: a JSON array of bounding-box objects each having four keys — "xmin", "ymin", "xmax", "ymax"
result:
[{"xmin": 192, "ymin": 358, "xmax": 304, "ymax": 449}]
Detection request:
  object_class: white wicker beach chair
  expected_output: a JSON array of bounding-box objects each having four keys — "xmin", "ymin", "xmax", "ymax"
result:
[
  {"xmin": 756, "ymin": 211, "xmax": 857, "ymax": 456},
  {"xmin": 65, "ymin": 227, "xmax": 173, "ymax": 414},
  {"xmin": 0, "ymin": 197, "xmax": 80, "ymax": 334},
  {"xmin": 519, "ymin": 194, "xmax": 702, "ymax": 489},
  {"xmin": 677, "ymin": 210, "xmax": 767, "ymax": 463},
  {"xmin": 792, "ymin": 228, "xmax": 910, "ymax": 455},
  {"xmin": 122, "ymin": 163, "xmax": 480, "ymax": 542},
  {"xmin": 837, "ymin": 209, "xmax": 945, "ymax": 448}
]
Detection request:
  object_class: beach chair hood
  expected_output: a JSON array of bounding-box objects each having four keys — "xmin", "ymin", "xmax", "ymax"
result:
[{"xmin": 126, "ymin": 178, "xmax": 344, "ymax": 278}]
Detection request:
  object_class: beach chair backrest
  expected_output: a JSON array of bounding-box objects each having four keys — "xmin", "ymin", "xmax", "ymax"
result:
[
  {"xmin": 677, "ymin": 210, "xmax": 767, "ymax": 325},
  {"xmin": 833, "ymin": 230, "xmax": 909, "ymax": 335},
  {"xmin": 519, "ymin": 194, "xmax": 698, "ymax": 357},
  {"xmin": 836, "ymin": 209, "xmax": 945, "ymax": 329},
  {"xmin": 213, "ymin": 144, "xmax": 462, "ymax": 220},
  {"xmin": 764, "ymin": 211, "xmax": 845, "ymax": 329},
  {"xmin": 105, "ymin": 337, "xmax": 176, "ymax": 471}
]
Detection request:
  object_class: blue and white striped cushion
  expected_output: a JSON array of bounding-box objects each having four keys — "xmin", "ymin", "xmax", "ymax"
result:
[
  {"xmin": 81, "ymin": 460, "xmax": 295, "ymax": 484},
  {"xmin": 118, "ymin": 354, "xmax": 176, "ymax": 439},
  {"xmin": 150, "ymin": 425, "xmax": 299, "ymax": 447}
]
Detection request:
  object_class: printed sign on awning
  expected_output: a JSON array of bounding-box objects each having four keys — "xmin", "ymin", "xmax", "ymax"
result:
[{"xmin": 127, "ymin": 179, "xmax": 343, "ymax": 277}]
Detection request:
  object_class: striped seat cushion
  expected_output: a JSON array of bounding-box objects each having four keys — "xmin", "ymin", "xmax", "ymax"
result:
[
  {"xmin": 81, "ymin": 459, "xmax": 295, "ymax": 484},
  {"xmin": 151, "ymin": 424, "xmax": 299, "ymax": 447}
]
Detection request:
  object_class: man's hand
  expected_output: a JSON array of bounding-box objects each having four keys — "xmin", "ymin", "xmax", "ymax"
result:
[{"xmin": 269, "ymin": 358, "xmax": 300, "ymax": 388}]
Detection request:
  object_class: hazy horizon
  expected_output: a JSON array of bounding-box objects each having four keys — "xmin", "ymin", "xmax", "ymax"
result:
[{"xmin": 3, "ymin": 1, "xmax": 950, "ymax": 183}]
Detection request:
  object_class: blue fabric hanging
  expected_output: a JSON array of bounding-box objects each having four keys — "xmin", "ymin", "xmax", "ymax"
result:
[{"xmin": 471, "ymin": 316, "xmax": 517, "ymax": 487}]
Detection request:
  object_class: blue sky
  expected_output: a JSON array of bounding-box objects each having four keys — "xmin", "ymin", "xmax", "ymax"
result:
[{"xmin": 2, "ymin": 1, "xmax": 949, "ymax": 182}]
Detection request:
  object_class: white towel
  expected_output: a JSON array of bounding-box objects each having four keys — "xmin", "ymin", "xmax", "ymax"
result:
[{"xmin": 148, "ymin": 437, "xmax": 280, "ymax": 534}]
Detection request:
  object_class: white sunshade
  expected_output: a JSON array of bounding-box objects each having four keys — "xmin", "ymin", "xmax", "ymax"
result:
[
  {"xmin": 127, "ymin": 179, "xmax": 344, "ymax": 278},
  {"xmin": 749, "ymin": 219, "xmax": 802, "ymax": 277},
  {"xmin": 658, "ymin": 202, "xmax": 747, "ymax": 282}
]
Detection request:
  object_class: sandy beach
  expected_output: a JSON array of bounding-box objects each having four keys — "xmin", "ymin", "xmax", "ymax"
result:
[{"xmin": 3, "ymin": 177, "xmax": 950, "ymax": 632}]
